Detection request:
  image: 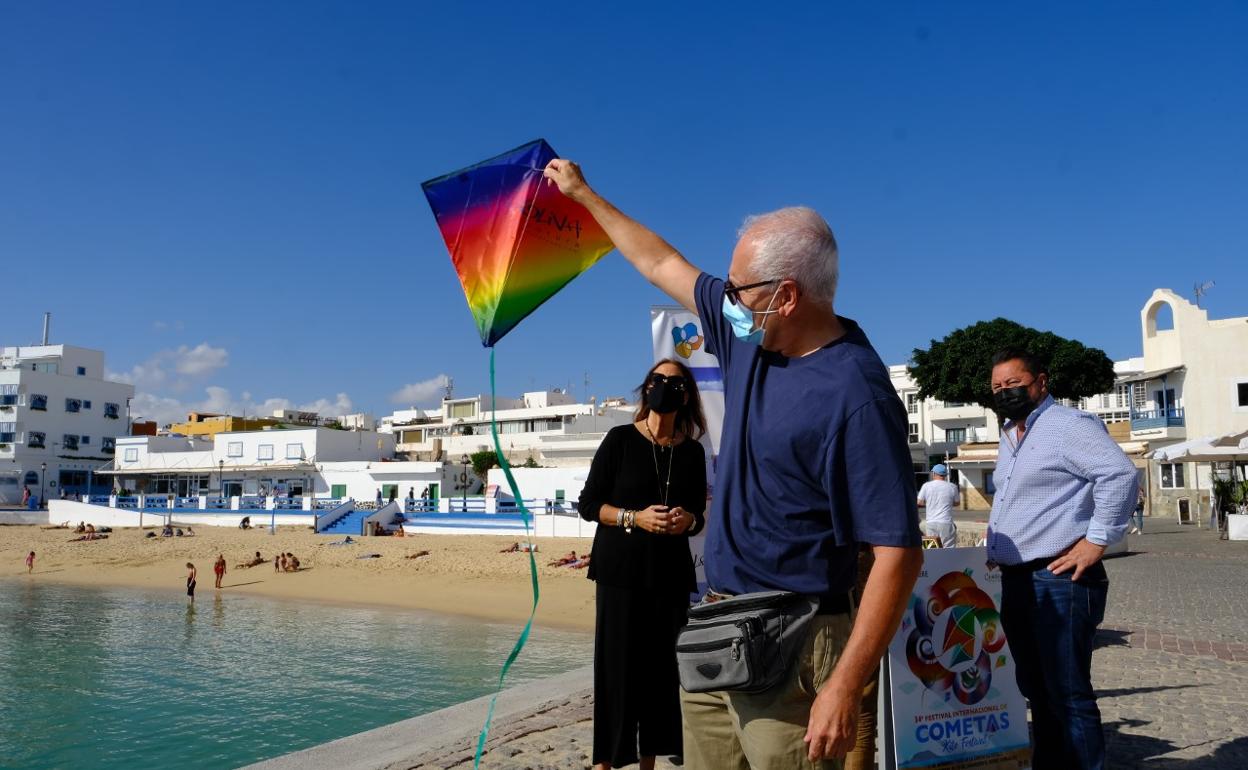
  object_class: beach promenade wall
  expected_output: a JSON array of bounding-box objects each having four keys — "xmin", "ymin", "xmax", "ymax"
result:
[
  {"xmin": 36, "ymin": 500, "xmax": 316, "ymax": 529},
  {"xmin": 402, "ymin": 512, "xmax": 596, "ymax": 538}
]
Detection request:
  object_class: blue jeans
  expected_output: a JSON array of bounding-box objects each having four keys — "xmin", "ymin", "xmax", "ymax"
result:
[
  {"xmin": 1133, "ymin": 506, "xmax": 1144, "ymax": 532},
  {"xmin": 1000, "ymin": 562, "xmax": 1108, "ymax": 770}
]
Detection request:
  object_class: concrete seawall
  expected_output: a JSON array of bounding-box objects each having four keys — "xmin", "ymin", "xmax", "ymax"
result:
[{"xmin": 242, "ymin": 666, "xmax": 595, "ymax": 770}]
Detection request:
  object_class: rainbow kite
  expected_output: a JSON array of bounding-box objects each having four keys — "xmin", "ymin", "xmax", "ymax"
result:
[
  {"xmin": 423, "ymin": 139, "xmax": 613, "ymax": 767},
  {"xmin": 422, "ymin": 139, "xmax": 615, "ymax": 346}
]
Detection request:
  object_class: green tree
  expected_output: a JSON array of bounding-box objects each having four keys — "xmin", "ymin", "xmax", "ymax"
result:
[
  {"xmin": 470, "ymin": 450, "xmax": 498, "ymax": 484},
  {"xmin": 908, "ymin": 318, "xmax": 1116, "ymax": 413}
]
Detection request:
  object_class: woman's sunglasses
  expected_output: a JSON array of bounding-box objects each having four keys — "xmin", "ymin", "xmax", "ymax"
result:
[
  {"xmin": 648, "ymin": 374, "xmax": 689, "ymax": 392},
  {"xmin": 723, "ymin": 279, "xmax": 779, "ymax": 307}
]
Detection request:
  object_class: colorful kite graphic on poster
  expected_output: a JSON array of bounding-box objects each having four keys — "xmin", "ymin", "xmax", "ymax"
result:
[
  {"xmin": 422, "ymin": 138, "xmax": 615, "ymax": 347},
  {"xmin": 881, "ymin": 548, "xmax": 1031, "ymax": 770},
  {"xmin": 422, "ymin": 140, "xmax": 614, "ymax": 767}
]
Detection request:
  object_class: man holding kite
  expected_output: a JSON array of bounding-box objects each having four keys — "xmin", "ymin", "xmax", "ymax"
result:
[{"xmin": 544, "ymin": 160, "xmax": 923, "ymax": 769}]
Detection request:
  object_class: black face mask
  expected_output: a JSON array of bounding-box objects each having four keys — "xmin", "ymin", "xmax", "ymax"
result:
[
  {"xmin": 993, "ymin": 386, "xmax": 1037, "ymax": 422},
  {"xmin": 646, "ymin": 380, "xmax": 685, "ymax": 415}
]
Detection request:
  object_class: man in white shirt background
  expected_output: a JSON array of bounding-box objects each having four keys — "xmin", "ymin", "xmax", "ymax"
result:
[{"xmin": 917, "ymin": 464, "xmax": 960, "ymax": 547}]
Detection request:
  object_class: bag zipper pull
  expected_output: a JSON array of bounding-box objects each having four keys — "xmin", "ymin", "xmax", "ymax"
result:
[{"xmin": 731, "ymin": 638, "xmax": 742, "ymax": 661}]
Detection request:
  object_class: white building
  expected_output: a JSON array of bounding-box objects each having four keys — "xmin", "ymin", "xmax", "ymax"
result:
[
  {"xmin": 384, "ymin": 390, "xmax": 637, "ymax": 467},
  {"xmin": 0, "ymin": 343, "xmax": 134, "ymax": 504},
  {"xmin": 105, "ymin": 426, "xmax": 433, "ymax": 500},
  {"xmin": 1126, "ymin": 289, "xmax": 1248, "ymax": 516}
]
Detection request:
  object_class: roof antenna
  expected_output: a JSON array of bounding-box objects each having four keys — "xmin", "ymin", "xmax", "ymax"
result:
[{"xmin": 1194, "ymin": 280, "xmax": 1215, "ymax": 308}]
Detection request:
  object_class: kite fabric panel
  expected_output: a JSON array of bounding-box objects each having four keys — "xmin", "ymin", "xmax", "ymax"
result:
[{"xmin": 422, "ymin": 139, "xmax": 615, "ymax": 347}]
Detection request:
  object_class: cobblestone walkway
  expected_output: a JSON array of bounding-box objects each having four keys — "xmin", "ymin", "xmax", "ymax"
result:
[{"xmin": 407, "ymin": 519, "xmax": 1248, "ymax": 769}]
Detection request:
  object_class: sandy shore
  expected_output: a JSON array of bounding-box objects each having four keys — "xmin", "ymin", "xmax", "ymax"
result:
[{"xmin": 0, "ymin": 524, "xmax": 597, "ymax": 631}]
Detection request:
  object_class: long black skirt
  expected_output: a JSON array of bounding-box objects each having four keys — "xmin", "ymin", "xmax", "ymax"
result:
[{"xmin": 593, "ymin": 582, "xmax": 688, "ymax": 767}]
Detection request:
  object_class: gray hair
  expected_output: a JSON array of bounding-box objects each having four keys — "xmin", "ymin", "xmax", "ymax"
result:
[{"xmin": 738, "ymin": 207, "xmax": 839, "ymax": 308}]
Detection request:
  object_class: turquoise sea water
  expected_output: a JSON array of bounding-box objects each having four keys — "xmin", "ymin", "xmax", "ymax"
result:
[{"xmin": 0, "ymin": 580, "xmax": 591, "ymax": 769}]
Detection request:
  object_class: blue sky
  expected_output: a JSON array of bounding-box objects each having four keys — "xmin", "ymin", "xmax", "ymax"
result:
[{"xmin": 3, "ymin": 2, "xmax": 1245, "ymax": 424}]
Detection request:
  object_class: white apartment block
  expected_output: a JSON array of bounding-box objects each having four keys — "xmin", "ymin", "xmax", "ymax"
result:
[
  {"xmin": 106, "ymin": 426, "xmax": 436, "ymax": 501},
  {"xmin": 384, "ymin": 390, "xmax": 637, "ymax": 467},
  {"xmin": 1126, "ymin": 289, "xmax": 1248, "ymax": 517},
  {"xmin": 0, "ymin": 344, "xmax": 134, "ymax": 504}
]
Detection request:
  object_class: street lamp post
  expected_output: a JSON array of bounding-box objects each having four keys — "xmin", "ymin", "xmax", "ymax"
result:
[
  {"xmin": 40, "ymin": 461, "xmax": 47, "ymax": 510},
  {"xmin": 461, "ymin": 454, "xmax": 470, "ymax": 513},
  {"xmin": 218, "ymin": 459, "xmax": 225, "ymax": 507}
]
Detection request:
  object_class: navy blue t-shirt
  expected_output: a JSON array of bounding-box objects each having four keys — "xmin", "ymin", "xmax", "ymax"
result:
[{"xmin": 695, "ymin": 273, "xmax": 920, "ymax": 599}]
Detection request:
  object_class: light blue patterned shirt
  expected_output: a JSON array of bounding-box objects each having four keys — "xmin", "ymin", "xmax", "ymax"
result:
[{"xmin": 987, "ymin": 395, "xmax": 1138, "ymax": 565}]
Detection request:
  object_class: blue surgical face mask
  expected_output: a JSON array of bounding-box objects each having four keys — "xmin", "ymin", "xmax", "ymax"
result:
[{"xmin": 721, "ymin": 287, "xmax": 781, "ymax": 346}]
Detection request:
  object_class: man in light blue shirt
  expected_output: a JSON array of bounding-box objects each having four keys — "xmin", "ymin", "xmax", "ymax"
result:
[{"xmin": 987, "ymin": 348, "xmax": 1137, "ymax": 770}]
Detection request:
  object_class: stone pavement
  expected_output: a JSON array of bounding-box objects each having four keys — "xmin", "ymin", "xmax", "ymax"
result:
[{"xmin": 443, "ymin": 518, "xmax": 1248, "ymax": 769}]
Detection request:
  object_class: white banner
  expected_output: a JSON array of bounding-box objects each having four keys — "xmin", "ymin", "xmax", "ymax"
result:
[
  {"xmin": 881, "ymin": 547, "xmax": 1031, "ymax": 770},
  {"xmin": 651, "ymin": 305, "xmax": 724, "ymax": 600}
]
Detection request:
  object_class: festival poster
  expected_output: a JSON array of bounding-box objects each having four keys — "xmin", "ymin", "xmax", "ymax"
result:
[
  {"xmin": 651, "ymin": 305, "xmax": 723, "ymax": 600},
  {"xmin": 882, "ymin": 548, "xmax": 1031, "ymax": 770}
]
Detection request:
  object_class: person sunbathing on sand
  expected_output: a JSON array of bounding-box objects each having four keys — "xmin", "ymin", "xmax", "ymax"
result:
[
  {"xmin": 405, "ymin": 550, "xmax": 431, "ymax": 560},
  {"xmin": 547, "ymin": 550, "xmax": 578, "ymax": 566},
  {"xmin": 567, "ymin": 554, "xmax": 592, "ymax": 569},
  {"xmin": 236, "ymin": 551, "xmax": 265, "ymax": 569}
]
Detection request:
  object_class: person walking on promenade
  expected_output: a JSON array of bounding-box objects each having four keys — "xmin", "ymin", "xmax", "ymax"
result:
[
  {"xmin": 578, "ymin": 359, "xmax": 708, "ymax": 770},
  {"xmin": 185, "ymin": 563, "xmax": 197, "ymax": 602},
  {"xmin": 917, "ymin": 464, "xmax": 960, "ymax": 547},
  {"xmin": 213, "ymin": 554, "xmax": 227, "ymax": 589},
  {"xmin": 1130, "ymin": 485, "xmax": 1146, "ymax": 535},
  {"xmin": 21, "ymin": 485, "xmax": 30, "ymax": 508},
  {"xmin": 987, "ymin": 348, "xmax": 1137, "ymax": 770},
  {"xmin": 545, "ymin": 159, "xmax": 923, "ymax": 769},
  {"xmin": 26, "ymin": 550, "xmax": 35, "ymax": 574}
]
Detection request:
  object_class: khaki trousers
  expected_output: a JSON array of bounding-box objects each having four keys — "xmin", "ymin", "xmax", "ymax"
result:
[{"xmin": 679, "ymin": 612, "xmax": 854, "ymax": 770}]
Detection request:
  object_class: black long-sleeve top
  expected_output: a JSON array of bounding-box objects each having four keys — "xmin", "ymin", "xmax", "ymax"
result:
[{"xmin": 577, "ymin": 424, "xmax": 708, "ymax": 592}]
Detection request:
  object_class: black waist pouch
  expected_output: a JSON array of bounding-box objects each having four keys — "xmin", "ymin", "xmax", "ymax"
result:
[{"xmin": 675, "ymin": 590, "xmax": 819, "ymax": 694}]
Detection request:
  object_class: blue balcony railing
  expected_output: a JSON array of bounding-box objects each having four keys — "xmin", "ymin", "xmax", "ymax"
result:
[{"xmin": 1131, "ymin": 407, "xmax": 1186, "ymax": 430}]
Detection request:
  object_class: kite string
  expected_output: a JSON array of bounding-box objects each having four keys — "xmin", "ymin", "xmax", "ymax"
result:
[{"xmin": 473, "ymin": 347, "xmax": 541, "ymax": 767}]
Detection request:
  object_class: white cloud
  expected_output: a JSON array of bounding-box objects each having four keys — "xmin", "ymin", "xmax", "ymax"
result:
[
  {"xmin": 390, "ymin": 374, "xmax": 450, "ymax": 405},
  {"xmin": 174, "ymin": 343, "xmax": 228, "ymax": 376},
  {"xmin": 107, "ymin": 343, "xmax": 229, "ymax": 389}
]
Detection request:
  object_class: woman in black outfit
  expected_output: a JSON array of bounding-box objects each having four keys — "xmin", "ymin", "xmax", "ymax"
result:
[{"xmin": 578, "ymin": 358, "xmax": 708, "ymax": 770}]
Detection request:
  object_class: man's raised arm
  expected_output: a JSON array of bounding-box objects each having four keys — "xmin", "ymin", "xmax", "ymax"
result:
[{"xmin": 544, "ymin": 159, "xmax": 700, "ymax": 312}]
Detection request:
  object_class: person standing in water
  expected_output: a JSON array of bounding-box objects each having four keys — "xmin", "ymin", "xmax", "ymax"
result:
[
  {"xmin": 186, "ymin": 563, "xmax": 197, "ymax": 602},
  {"xmin": 26, "ymin": 551, "xmax": 35, "ymax": 574},
  {"xmin": 213, "ymin": 554, "xmax": 227, "ymax": 589}
]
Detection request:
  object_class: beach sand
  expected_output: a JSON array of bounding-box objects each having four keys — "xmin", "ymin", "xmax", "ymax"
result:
[{"xmin": 0, "ymin": 524, "xmax": 597, "ymax": 631}]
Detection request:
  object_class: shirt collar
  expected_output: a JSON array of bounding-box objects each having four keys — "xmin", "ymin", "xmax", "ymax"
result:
[{"xmin": 1003, "ymin": 393, "xmax": 1054, "ymax": 433}]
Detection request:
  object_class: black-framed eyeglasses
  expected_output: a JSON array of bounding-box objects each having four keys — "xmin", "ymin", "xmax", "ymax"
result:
[
  {"xmin": 723, "ymin": 279, "xmax": 779, "ymax": 307},
  {"xmin": 648, "ymin": 374, "xmax": 689, "ymax": 392}
]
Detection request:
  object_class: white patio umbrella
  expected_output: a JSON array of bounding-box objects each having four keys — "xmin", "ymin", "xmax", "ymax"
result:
[{"xmin": 1145, "ymin": 430, "xmax": 1248, "ymax": 526}]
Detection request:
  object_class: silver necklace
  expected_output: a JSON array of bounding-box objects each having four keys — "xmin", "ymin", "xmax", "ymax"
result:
[{"xmin": 644, "ymin": 421, "xmax": 674, "ymax": 507}]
